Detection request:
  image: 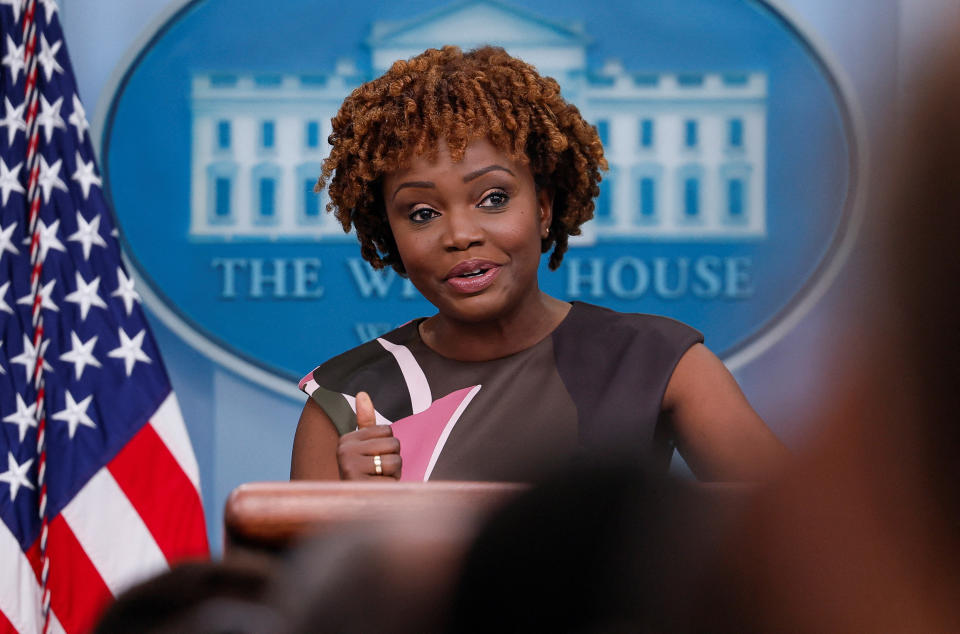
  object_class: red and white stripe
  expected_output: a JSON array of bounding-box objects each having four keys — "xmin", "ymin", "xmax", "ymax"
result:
[{"xmin": 1, "ymin": 393, "xmax": 208, "ymax": 634}]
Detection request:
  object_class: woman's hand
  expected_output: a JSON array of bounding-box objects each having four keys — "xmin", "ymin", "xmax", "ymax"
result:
[{"xmin": 336, "ymin": 391, "xmax": 402, "ymax": 480}]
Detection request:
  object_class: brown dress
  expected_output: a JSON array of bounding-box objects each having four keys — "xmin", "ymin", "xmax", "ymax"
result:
[{"xmin": 299, "ymin": 302, "xmax": 702, "ymax": 481}]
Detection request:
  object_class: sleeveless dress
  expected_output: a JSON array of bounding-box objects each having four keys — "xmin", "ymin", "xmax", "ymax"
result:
[{"xmin": 298, "ymin": 302, "xmax": 703, "ymax": 482}]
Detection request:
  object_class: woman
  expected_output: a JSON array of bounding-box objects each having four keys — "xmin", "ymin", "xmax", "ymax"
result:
[{"xmin": 291, "ymin": 46, "xmax": 786, "ymax": 482}]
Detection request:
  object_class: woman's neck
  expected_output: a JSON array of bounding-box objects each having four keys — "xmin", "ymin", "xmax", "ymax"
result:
[{"xmin": 419, "ymin": 293, "xmax": 571, "ymax": 361}]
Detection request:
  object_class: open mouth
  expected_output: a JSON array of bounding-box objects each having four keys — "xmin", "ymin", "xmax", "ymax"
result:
[
  {"xmin": 456, "ymin": 268, "xmax": 490, "ymax": 278},
  {"xmin": 444, "ymin": 262, "xmax": 502, "ymax": 293}
]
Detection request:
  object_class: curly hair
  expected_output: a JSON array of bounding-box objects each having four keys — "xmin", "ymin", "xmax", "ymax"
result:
[{"xmin": 318, "ymin": 45, "xmax": 607, "ymax": 273}]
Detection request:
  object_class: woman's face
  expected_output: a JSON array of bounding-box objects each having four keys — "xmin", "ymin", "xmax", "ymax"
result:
[{"xmin": 383, "ymin": 137, "xmax": 552, "ymax": 324}]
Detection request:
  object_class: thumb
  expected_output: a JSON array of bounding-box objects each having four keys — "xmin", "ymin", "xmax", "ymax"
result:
[{"xmin": 355, "ymin": 391, "xmax": 377, "ymax": 429}]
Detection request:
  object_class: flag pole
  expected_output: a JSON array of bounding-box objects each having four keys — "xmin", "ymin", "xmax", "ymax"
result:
[{"xmin": 20, "ymin": 0, "xmax": 53, "ymax": 630}]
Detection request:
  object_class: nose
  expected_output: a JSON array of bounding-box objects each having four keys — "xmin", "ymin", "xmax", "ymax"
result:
[{"xmin": 442, "ymin": 208, "xmax": 484, "ymax": 251}]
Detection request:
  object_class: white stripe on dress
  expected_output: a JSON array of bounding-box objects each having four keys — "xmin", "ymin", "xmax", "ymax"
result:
[
  {"xmin": 423, "ymin": 384, "xmax": 482, "ymax": 481},
  {"xmin": 376, "ymin": 338, "xmax": 432, "ymax": 414}
]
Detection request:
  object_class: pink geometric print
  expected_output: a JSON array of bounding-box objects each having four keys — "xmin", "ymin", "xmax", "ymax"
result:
[{"xmin": 391, "ymin": 385, "xmax": 479, "ymax": 481}]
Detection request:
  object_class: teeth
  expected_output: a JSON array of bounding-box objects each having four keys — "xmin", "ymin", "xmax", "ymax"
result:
[{"xmin": 460, "ymin": 269, "xmax": 484, "ymax": 277}]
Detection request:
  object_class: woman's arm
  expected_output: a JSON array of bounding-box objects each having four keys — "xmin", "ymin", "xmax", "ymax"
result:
[
  {"xmin": 291, "ymin": 393, "xmax": 402, "ymax": 480},
  {"xmin": 662, "ymin": 343, "xmax": 790, "ymax": 481},
  {"xmin": 290, "ymin": 399, "xmax": 341, "ymax": 479}
]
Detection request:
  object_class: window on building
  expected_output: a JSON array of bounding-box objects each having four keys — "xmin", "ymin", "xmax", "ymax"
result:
[
  {"xmin": 297, "ymin": 162, "xmax": 324, "ymax": 223},
  {"xmin": 254, "ymin": 75, "xmax": 282, "ymax": 87},
  {"xmin": 210, "ymin": 74, "xmax": 237, "ymax": 87},
  {"xmin": 214, "ymin": 177, "xmax": 231, "ymax": 217},
  {"xmin": 684, "ymin": 177, "xmax": 699, "ymax": 216},
  {"xmin": 596, "ymin": 171, "xmax": 614, "ymax": 221},
  {"xmin": 306, "ymin": 121, "xmax": 320, "ymax": 149},
  {"xmin": 261, "ymin": 120, "xmax": 275, "ymax": 149},
  {"xmin": 259, "ymin": 177, "xmax": 275, "ymax": 217},
  {"xmin": 640, "ymin": 119, "xmax": 654, "ymax": 148},
  {"xmin": 596, "ymin": 119, "xmax": 610, "ymax": 147},
  {"xmin": 729, "ymin": 118, "xmax": 744, "ymax": 148},
  {"xmin": 684, "ymin": 120, "xmax": 698, "ymax": 148},
  {"xmin": 728, "ymin": 178, "xmax": 744, "ymax": 217},
  {"xmin": 678, "ymin": 74, "xmax": 704, "ymax": 87},
  {"xmin": 216, "ymin": 121, "xmax": 231, "ymax": 150},
  {"xmin": 639, "ymin": 177, "xmax": 656, "ymax": 218},
  {"xmin": 304, "ymin": 178, "xmax": 320, "ymax": 217}
]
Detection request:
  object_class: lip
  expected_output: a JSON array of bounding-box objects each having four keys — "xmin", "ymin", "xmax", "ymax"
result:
[{"xmin": 443, "ymin": 258, "xmax": 502, "ymax": 294}]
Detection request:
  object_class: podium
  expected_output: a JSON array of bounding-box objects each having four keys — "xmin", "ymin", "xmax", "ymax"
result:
[{"xmin": 222, "ymin": 481, "xmax": 527, "ymax": 557}]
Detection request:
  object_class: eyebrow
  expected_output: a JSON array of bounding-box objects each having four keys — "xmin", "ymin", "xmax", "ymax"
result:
[
  {"xmin": 462, "ymin": 164, "xmax": 515, "ymax": 182},
  {"xmin": 390, "ymin": 165, "xmax": 515, "ymax": 201},
  {"xmin": 391, "ymin": 181, "xmax": 435, "ymax": 201}
]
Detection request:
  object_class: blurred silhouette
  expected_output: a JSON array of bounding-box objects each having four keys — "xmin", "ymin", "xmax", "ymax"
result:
[
  {"xmin": 694, "ymin": 28, "xmax": 960, "ymax": 634},
  {"xmin": 93, "ymin": 559, "xmax": 278, "ymax": 634},
  {"xmin": 444, "ymin": 460, "xmax": 743, "ymax": 633}
]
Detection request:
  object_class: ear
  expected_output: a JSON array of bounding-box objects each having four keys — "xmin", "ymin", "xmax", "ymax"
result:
[{"xmin": 537, "ymin": 187, "xmax": 554, "ymax": 239}]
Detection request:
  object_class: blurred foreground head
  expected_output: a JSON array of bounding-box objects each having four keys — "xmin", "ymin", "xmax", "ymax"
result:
[
  {"xmin": 93, "ymin": 559, "xmax": 277, "ymax": 634},
  {"xmin": 707, "ymin": 29, "xmax": 960, "ymax": 634},
  {"xmin": 444, "ymin": 461, "xmax": 733, "ymax": 633}
]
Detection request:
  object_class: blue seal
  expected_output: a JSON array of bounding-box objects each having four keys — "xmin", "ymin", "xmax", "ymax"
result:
[{"xmin": 101, "ymin": 0, "xmax": 862, "ymax": 389}]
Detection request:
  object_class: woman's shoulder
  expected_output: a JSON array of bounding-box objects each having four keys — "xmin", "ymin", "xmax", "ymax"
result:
[
  {"xmin": 298, "ymin": 319, "xmax": 422, "ymax": 395},
  {"xmin": 298, "ymin": 319, "xmax": 425, "ymax": 435},
  {"xmin": 561, "ymin": 302, "xmax": 704, "ymax": 349}
]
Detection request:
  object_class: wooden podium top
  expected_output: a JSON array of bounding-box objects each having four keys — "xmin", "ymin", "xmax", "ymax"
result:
[{"xmin": 223, "ymin": 481, "xmax": 526, "ymax": 556}]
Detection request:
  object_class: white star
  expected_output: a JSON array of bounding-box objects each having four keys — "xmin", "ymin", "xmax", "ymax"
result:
[
  {"xmin": 68, "ymin": 211, "xmax": 106, "ymax": 259},
  {"xmin": 0, "ymin": 452, "xmax": 34, "ymax": 502},
  {"xmin": 22, "ymin": 218, "xmax": 66, "ymax": 262},
  {"xmin": 37, "ymin": 95, "xmax": 66, "ymax": 143},
  {"xmin": 52, "ymin": 390, "xmax": 96, "ymax": 439},
  {"xmin": 0, "ymin": 97, "xmax": 26, "ymax": 145},
  {"xmin": 39, "ymin": 0, "xmax": 59, "ymax": 23},
  {"xmin": 64, "ymin": 271, "xmax": 106, "ymax": 320},
  {"xmin": 111, "ymin": 267, "xmax": 141, "ymax": 315},
  {"xmin": 0, "ymin": 157, "xmax": 25, "ymax": 206},
  {"xmin": 0, "ymin": 341, "xmax": 4, "ymax": 374},
  {"xmin": 26, "ymin": 282, "xmax": 60, "ymax": 323},
  {"xmin": 10, "ymin": 334, "xmax": 52, "ymax": 382},
  {"xmin": 71, "ymin": 152, "xmax": 101, "ymax": 200},
  {"xmin": 0, "ymin": 280, "xmax": 11, "ymax": 314},
  {"xmin": 17, "ymin": 278, "xmax": 58, "ymax": 313},
  {"xmin": 59, "ymin": 331, "xmax": 102, "ymax": 379},
  {"xmin": 37, "ymin": 34, "xmax": 63, "ymax": 81},
  {"xmin": 108, "ymin": 328, "xmax": 151, "ymax": 376},
  {"xmin": 68, "ymin": 94, "xmax": 89, "ymax": 141},
  {"xmin": 0, "ymin": 35, "xmax": 24, "ymax": 84},
  {"xmin": 37, "ymin": 155, "xmax": 68, "ymax": 203},
  {"xmin": 0, "ymin": 220, "xmax": 17, "ymax": 261},
  {"xmin": 2, "ymin": 393, "xmax": 38, "ymax": 443}
]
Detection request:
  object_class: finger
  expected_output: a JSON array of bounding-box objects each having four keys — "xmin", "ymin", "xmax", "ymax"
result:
[
  {"xmin": 357, "ymin": 436, "xmax": 401, "ymax": 456},
  {"xmin": 341, "ymin": 425, "xmax": 394, "ymax": 442},
  {"xmin": 338, "ymin": 452, "xmax": 402, "ymax": 480},
  {"xmin": 371, "ymin": 453, "xmax": 402, "ymax": 478},
  {"xmin": 355, "ymin": 391, "xmax": 377, "ymax": 429}
]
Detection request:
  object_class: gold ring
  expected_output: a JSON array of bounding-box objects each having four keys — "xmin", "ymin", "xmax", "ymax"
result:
[{"xmin": 373, "ymin": 454, "xmax": 383, "ymax": 475}]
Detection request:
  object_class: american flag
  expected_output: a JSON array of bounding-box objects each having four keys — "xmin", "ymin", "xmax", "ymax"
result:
[{"xmin": 0, "ymin": 2, "xmax": 209, "ymax": 632}]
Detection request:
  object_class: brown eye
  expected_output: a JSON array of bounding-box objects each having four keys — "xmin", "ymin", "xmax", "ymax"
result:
[
  {"xmin": 479, "ymin": 190, "xmax": 509, "ymax": 208},
  {"xmin": 409, "ymin": 207, "xmax": 439, "ymax": 223}
]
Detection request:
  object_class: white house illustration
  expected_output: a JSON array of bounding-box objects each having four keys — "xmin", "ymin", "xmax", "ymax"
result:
[{"xmin": 189, "ymin": 0, "xmax": 766, "ymax": 243}]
